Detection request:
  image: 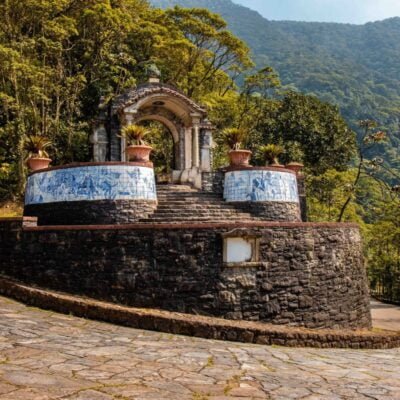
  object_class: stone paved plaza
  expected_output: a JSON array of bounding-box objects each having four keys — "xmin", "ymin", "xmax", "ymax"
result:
[{"xmin": 0, "ymin": 296, "xmax": 400, "ymax": 400}]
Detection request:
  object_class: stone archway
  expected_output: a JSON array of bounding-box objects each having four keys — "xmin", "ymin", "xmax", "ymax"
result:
[{"xmin": 92, "ymin": 81, "xmax": 214, "ymax": 188}]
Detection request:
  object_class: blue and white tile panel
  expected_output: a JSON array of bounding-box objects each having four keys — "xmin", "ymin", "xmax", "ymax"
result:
[
  {"xmin": 25, "ymin": 165, "xmax": 156, "ymax": 205},
  {"xmin": 224, "ymin": 170, "xmax": 299, "ymax": 203}
]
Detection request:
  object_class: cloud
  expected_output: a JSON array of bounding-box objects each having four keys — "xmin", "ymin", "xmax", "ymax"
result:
[{"xmin": 235, "ymin": 0, "xmax": 400, "ymax": 24}]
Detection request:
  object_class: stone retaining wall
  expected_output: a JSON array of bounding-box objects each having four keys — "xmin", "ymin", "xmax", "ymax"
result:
[{"xmin": 0, "ymin": 219, "xmax": 371, "ymax": 329}]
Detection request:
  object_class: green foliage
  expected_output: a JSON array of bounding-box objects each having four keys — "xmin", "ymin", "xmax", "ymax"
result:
[
  {"xmin": 205, "ymin": 84, "xmax": 356, "ymax": 171},
  {"xmin": 307, "ymin": 169, "xmax": 365, "ymax": 223},
  {"xmin": 23, "ymin": 135, "xmax": 52, "ymax": 159},
  {"xmin": 145, "ymin": 122, "xmax": 175, "ymax": 174},
  {"xmin": 257, "ymin": 144, "xmax": 284, "ymax": 166},
  {"xmin": 164, "ymin": 6, "xmax": 252, "ymax": 98},
  {"xmin": 221, "ymin": 128, "xmax": 248, "ymax": 150},
  {"xmin": 367, "ymin": 200, "xmax": 400, "ymax": 302},
  {"xmin": 120, "ymin": 125, "xmax": 150, "ymax": 146},
  {"xmin": 272, "ymin": 92, "xmax": 357, "ymax": 173}
]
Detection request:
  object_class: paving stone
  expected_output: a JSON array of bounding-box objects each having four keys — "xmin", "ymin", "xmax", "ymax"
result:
[
  {"xmin": 64, "ymin": 389, "xmax": 114, "ymax": 400},
  {"xmin": 0, "ymin": 383, "xmax": 16, "ymax": 395},
  {"xmin": 0, "ymin": 388, "xmax": 52, "ymax": 400},
  {"xmin": 0, "ymin": 296, "xmax": 400, "ymax": 400}
]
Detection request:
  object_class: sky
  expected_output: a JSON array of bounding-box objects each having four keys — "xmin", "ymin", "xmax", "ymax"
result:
[{"xmin": 233, "ymin": 0, "xmax": 400, "ymax": 24}]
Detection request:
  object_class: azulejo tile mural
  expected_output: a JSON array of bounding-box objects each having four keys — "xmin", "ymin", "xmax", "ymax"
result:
[
  {"xmin": 25, "ymin": 165, "xmax": 157, "ymax": 205},
  {"xmin": 224, "ymin": 170, "xmax": 299, "ymax": 203}
]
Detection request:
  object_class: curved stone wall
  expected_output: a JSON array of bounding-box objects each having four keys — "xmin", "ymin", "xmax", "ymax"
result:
[
  {"xmin": 232, "ymin": 202, "xmax": 301, "ymax": 221},
  {"xmin": 0, "ymin": 219, "xmax": 371, "ymax": 330},
  {"xmin": 24, "ymin": 163, "xmax": 157, "ymax": 225},
  {"xmin": 24, "ymin": 200, "xmax": 157, "ymax": 225},
  {"xmin": 224, "ymin": 168, "xmax": 301, "ymax": 221}
]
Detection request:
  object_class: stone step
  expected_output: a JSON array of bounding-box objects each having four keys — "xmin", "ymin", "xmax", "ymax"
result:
[
  {"xmin": 156, "ymin": 203, "xmax": 231, "ymax": 209},
  {"xmin": 147, "ymin": 185, "xmax": 254, "ymax": 223},
  {"xmin": 154, "ymin": 209, "xmax": 251, "ymax": 215},
  {"xmin": 154, "ymin": 206, "xmax": 250, "ymax": 213},
  {"xmin": 156, "ymin": 202, "xmax": 234, "ymax": 208},
  {"xmin": 139, "ymin": 220, "xmax": 250, "ymax": 224},
  {"xmin": 155, "ymin": 207, "xmax": 240, "ymax": 213},
  {"xmin": 156, "ymin": 188, "xmax": 214, "ymax": 192},
  {"xmin": 157, "ymin": 194, "xmax": 223, "ymax": 200},
  {"xmin": 157, "ymin": 198, "xmax": 224, "ymax": 203},
  {"xmin": 156, "ymin": 185, "xmax": 196, "ymax": 192},
  {"xmin": 149, "ymin": 211, "xmax": 251, "ymax": 218},
  {"xmin": 140, "ymin": 216, "xmax": 254, "ymax": 222},
  {"xmin": 144, "ymin": 208, "xmax": 254, "ymax": 217},
  {"xmin": 153, "ymin": 209, "xmax": 239, "ymax": 215}
]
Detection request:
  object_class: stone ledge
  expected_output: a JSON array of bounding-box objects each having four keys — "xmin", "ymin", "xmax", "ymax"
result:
[
  {"xmin": 3, "ymin": 220, "xmax": 360, "ymax": 231},
  {"xmin": 225, "ymin": 165, "xmax": 296, "ymax": 174},
  {"xmin": 223, "ymin": 262, "xmax": 268, "ymax": 268},
  {"xmin": 0, "ymin": 275, "xmax": 398, "ymax": 349},
  {"xmin": 28, "ymin": 161, "xmax": 154, "ymax": 176}
]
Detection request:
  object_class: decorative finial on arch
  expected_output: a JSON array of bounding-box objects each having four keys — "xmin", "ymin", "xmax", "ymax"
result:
[{"xmin": 146, "ymin": 63, "xmax": 161, "ymax": 84}]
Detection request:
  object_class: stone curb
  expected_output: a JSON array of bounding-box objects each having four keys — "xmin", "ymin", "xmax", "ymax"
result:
[{"xmin": 0, "ymin": 275, "xmax": 399, "ymax": 349}]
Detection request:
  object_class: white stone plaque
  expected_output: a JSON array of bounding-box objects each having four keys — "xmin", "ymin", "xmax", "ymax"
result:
[{"xmin": 225, "ymin": 237, "xmax": 253, "ymax": 263}]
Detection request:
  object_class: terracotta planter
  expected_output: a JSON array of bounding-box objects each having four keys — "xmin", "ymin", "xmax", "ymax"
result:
[
  {"xmin": 126, "ymin": 145, "xmax": 153, "ymax": 162},
  {"xmin": 286, "ymin": 162, "xmax": 304, "ymax": 175},
  {"xmin": 267, "ymin": 161, "xmax": 285, "ymax": 168},
  {"xmin": 27, "ymin": 157, "xmax": 52, "ymax": 171},
  {"xmin": 228, "ymin": 149, "xmax": 252, "ymax": 166}
]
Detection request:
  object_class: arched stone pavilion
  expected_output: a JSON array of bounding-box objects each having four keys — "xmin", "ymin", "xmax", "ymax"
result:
[
  {"xmin": 91, "ymin": 77, "xmax": 214, "ymax": 188},
  {"xmin": 9, "ymin": 73, "xmax": 371, "ymax": 331}
]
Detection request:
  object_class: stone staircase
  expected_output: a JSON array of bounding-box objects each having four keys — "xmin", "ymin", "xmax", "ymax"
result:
[{"xmin": 139, "ymin": 184, "xmax": 254, "ymax": 223}]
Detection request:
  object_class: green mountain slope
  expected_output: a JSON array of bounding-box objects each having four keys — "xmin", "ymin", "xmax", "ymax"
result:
[{"xmin": 151, "ymin": 0, "xmax": 400, "ymax": 164}]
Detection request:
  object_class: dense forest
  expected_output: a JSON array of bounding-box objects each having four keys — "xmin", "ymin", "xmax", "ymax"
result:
[
  {"xmin": 153, "ymin": 0, "xmax": 400, "ymax": 169},
  {"xmin": 1, "ymin": 0, "xmax": 400, "ymax": 302}
]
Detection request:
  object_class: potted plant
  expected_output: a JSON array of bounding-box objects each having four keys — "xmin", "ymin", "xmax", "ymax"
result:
[
  {"xmin": 24, "ymin": 135, "xmax": 52, "ymax": 171},
  {"xmin": 258, "ymin": 144, "xmax": 284, "ymax": 167},
  {"xmin": 120, "ymin": 125, "xmax": 153, "ymax": 162},
  {"xmin": 222, "ymin": 128, "xmax": 252, "ymax": 166}
]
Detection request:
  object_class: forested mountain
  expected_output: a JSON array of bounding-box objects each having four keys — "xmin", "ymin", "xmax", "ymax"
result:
[{"xmin": 152, "ymin": 0, "xmax": 400, "ymax": 165}]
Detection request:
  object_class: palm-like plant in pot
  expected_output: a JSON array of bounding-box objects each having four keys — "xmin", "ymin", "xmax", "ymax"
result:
[
  {"xmin": 120, "ymin": 125, "xmax": 153, "ymax": 162},
  {"xmin": 222, "ymin": 128, "xmax": 252, "ymax": 167},
  {"xmin": 258, "ymin": 144, "xmax": 284, "ymax": 167},
  {"xmin": 24, "ymin": 135, "xmax": 52, "ymax": 171}
]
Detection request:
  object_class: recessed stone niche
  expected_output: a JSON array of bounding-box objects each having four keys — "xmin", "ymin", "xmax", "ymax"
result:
[{"xmin": 222, "ymin": 229, "xmax": 262, "ymax": 266}]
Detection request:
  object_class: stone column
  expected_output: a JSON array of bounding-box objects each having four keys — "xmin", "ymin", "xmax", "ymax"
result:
[
  {"xmin": 200, "ymin": 128, "xmax": 213, "ymax": 172},
  {"xmin": 179, "ymin": 126, "xmax": 186, "ymax": 171},
  {"xmin": 297, "ymin": 174, "xmax": 307, "ymax": 222},
  {"xmin": 184, "ymin": 127, "xmax": 192, "ymax": 170},
  {"xmin": 121, "ymin": 112, "xmax": 136, "ymax": 162},
  {"xmin": 90, "ymin": 120, "xmax": 108, "ymax": 162},
  {"xmin": 192, "ymin": 123, "xmax": 200, "ymax": 168}
]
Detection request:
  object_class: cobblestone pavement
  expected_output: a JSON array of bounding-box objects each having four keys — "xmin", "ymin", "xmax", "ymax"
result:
[{"xmin": 0, "ymin": 296, "xmax": 400, "ymax": 400}]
